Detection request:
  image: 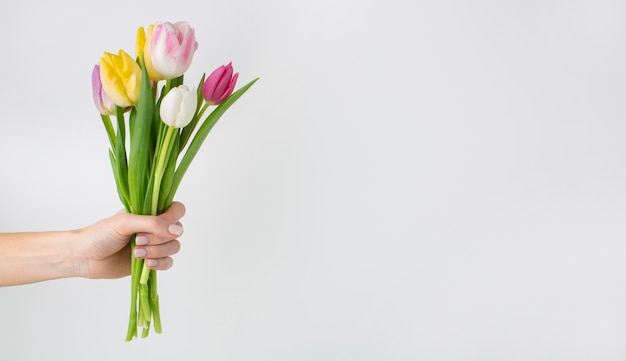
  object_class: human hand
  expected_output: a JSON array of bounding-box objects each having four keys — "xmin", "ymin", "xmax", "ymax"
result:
[{"xmin": 76, "ymin": 202, "xmax": 186, "ymax": 279}]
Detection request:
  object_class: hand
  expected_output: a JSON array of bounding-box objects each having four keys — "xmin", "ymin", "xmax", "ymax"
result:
[{"xmin": 77, "ymin": 202, "xmax": 186, "ymax": 279}]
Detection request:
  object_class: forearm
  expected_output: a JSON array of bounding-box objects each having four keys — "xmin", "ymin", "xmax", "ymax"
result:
[
  {"xmin": 0, "ymin": 202, "xmax": 185, "ymax": 286},
  {"xmin": 0, "ymin": 231, "xmax": 83, "ymax": 286}
]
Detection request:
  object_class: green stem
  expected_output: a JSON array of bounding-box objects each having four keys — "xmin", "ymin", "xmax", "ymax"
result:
[
  {"xmin": 139, "ymin": 284, "xmax": 151, "ymax": 330},
  {"xmin": 139, "ymin": 264, "xmax": 151, "ymax": 285},
  {"xmin": 151, "ymin": 126, "xmax": 176, "ymax": 215},
  {"xmin": 125, "ymin": 235, "xmax": 141, "ymax": 341},
  {"xmin": 139, "ymin": 125, "xmax": 177, "ymax": 286},
  {"xmin": 149, "ymin": 270, "xmax": 162, "ymax": 333}
]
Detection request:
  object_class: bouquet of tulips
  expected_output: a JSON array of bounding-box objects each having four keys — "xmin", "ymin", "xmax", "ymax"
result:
[{"xmin": 90, "ymin": 21, "xmax": 257, "ymax": 340}]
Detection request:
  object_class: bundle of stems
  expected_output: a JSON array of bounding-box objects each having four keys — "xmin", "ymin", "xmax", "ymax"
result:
[{"xmin": 100, "ymin": 62, "xmax": 257, "ymax": 340}]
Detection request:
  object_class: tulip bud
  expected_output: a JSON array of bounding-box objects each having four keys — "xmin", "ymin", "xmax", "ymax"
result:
[
  {"xmin": 202, "ymin": 62, "xmax": 239, "ymax": 105},
  {"xmin": 160, "ymin": 85, "xmax": 197, "ymax": 128},
  {"xmin": 91, "ymin": 64, "xmax": 116, "ymax": 115},
  {"xmin": 150, "ymin": 21, "xmax": 198, "ymax": 80},
  {"xmin": 99, "ymin": 50, "xmax": 142, "ymax": 107}
]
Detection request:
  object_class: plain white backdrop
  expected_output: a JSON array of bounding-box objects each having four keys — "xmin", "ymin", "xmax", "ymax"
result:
[{"xmin": 1, "ymin": 0, "xmax": 626, "ymax": 360}]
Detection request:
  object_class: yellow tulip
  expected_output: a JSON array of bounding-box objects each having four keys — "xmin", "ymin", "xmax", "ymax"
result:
[
  {"xmin": 136, "ymin": 24, "xmax": 166, "ymax": 81},
  {"xmin": 99, "ymin": 50, "xmax": 142, "ymax": 107}
]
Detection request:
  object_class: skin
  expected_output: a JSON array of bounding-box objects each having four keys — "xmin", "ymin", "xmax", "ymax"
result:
[{"xmin": 0, "ymin": 202, "xmax": 185, "ymax": 286}]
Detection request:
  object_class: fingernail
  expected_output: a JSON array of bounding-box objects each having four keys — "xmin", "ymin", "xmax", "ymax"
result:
[
  {"xmin": 146, "ymin": 259, "xmax": 158, "ymax": 267},
  {"xmin": 135, "ymin": 235, "xmax": 149, "ymax": 245},
  {"xmin": 134, "ymin": 248, "xmax": 147, "ymax": 258},
  {"xmin": 169, "ymin": 224, "xmax": 183, "ymax": 236}
]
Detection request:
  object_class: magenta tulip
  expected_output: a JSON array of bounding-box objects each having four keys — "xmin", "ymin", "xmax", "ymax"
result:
[{"xmin": 202, "ymin": 62, "xmax": 239, "ymax": 105}]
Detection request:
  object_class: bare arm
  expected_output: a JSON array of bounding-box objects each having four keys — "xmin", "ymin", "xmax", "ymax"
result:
[{"xmin": 0, "ymin": 202, "xmax": 185, "ymax": 286}]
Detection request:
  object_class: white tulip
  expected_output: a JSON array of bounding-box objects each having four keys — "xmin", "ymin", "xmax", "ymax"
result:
[{"xmin": 159, "ymin": 85, "xmax": 197, "ymax": 128}]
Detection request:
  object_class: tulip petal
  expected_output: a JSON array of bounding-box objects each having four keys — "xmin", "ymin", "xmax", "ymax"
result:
[
  {"xmin": 135, "ymin": 26, "xmax": 146, "ymax": 60},
  {"xmin": 92, "ymin": 65, "xmax": 105, "ymax": 112},
  {"xmin": 217, "ymin": 72, "xmax": 238, "ymax": 104},
  {"xmin": 92, "ymin": 64, "xmax": 117, "ymax": 115}
]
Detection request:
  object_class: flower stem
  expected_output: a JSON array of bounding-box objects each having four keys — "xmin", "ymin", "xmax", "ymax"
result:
[
  {"xmin": 126, "ymin": 235, "xmax": 141, "ymax": 341},
  {"xmin": 139, "ymin": 283, "xmax": 151, "ymax": 329},
  {"xmin": 139, "ymin": 126, "xmax": 177, "ymax": 286},
  {"xmin": 139, "ymin": 263, "xmax": 151, "ymax": 285},
  {"xmin": 149, "ymin": 270, "xmax": 162, "ymax": 333},
  {"xmin": 151, "ymin": 126, "xmax": 176, "ymax": 215},
  {"xmin": 135, "ymin": 124, "xmax": 177, "ymax": 337}
]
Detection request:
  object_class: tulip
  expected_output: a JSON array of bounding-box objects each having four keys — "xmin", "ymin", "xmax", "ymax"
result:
[
  {"xmin": 91, "ymin": 64, "xmax": 116, "ymax": 115},
  {"xmin": 99, "ymin": 50, "xmax": 142, "ymax": 107},
  {"xmin": 149, "ymin": 21, "xmax": 198, "ymax": 80},
  {"xmin": 159, "ymin": 85, "xmax": 197, "ymax": 128},
  {"xmin": 136, "ymin": 24, "xmax": 166, "ymax": 81},
  {"xmin": 202, "ymin": 62, "xmax": 239, "ymax": 105}
]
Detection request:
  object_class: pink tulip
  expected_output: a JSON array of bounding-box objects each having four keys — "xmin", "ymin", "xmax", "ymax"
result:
[
  {"xmin": 202, "ymin": 62, "xmax": 239, "ymax": 105},
  {"xmin": 91, "ymin": 64, "xmax": 116, "ymax": 115},
  {"xmin": 150, "ymin": 21, "xmax": 198, "ymax": 80}
]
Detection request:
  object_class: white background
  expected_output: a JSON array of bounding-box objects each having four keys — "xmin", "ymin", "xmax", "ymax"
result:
[{"xmin": 0, "ymin": 0, "xmax": 625, "ymax": 360}]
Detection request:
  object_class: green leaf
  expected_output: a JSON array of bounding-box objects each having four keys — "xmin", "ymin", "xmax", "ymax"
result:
[
  {"xmin": 128, "ymin": 60, "xmax": 155, "ymax": 214},
  {"xmin": 114, "ymin": 106, "xmax": 130, "ymax": 208},
  {"xmin": 101, "ymin": 114, "xmax": 116, "ymax": 150},
  {"xmin": 141, "ymin": 172, "xmax": 155, "ymax": 216},
  {"xmin": 165, "ymin": 77, "xmax": 259, "ymax": 205},
  {"xmin": 109, "ymin": 149, "xmax": 130, "ymax": 210},
  {"xmin": 178, "ymin": 74, "xmax": 207, "ymax": 151},
  {"xmin": 128, "ymin": 108, "xmax": 137, "ymax": 142},
  {"xmin": 169, "ymin": 74, "xmax": 184, "ymax": 89}
]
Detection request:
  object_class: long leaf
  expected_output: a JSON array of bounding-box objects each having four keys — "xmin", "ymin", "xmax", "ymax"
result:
[
  {"xmin": 114, "ymin": 106, "xmax": 130, "ymax": 208},
  {"xmin": 165, "ymin": 77, "xmax": 259, "ymax": 205},
  {"xmin": 101, "ymin": 114, "xmax": 116, "ymax": 150},
  {"xmin": 109, "ymin": 149, "xmax": 130, "ymax": 210},
  {"xmin": 128, "ymin": 61, "xmax": 155, "ymax": 214}
]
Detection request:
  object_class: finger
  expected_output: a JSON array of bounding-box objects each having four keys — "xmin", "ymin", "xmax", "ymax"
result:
[
  {"xmin": 118, "ymin": 205, "xmax": 185, "ymax": 241},
  {"xmin": 144, "ymin": 257, "xmax": 174, "ymax": 271},
  {"xmin": 134, "ymin": 220, "xmax": 183, "ymax": 246},
  {"xmin": 134, "ymin": 239, "xmax": 181, "ymax": 259},
  {"xmin": 158, "ymin": 202, "xmax": 186, "ymax": 225}
]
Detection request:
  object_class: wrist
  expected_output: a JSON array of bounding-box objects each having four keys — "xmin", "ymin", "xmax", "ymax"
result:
[
  {"xmin": 32, "ymin": 230, "xmax": 84, "ymax": 280},
  {"xmin": 70, "ymin": 226, "xmax": 101, "ymax": 279},
  {"xmin": 63, "ymin": 229, "xmax": 89, "ymax": 279}
]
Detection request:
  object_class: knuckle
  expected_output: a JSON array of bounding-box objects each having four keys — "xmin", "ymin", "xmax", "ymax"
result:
[{"xmin": 147, "ymin": 217, "xmax": 161, "ymax": 229}]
